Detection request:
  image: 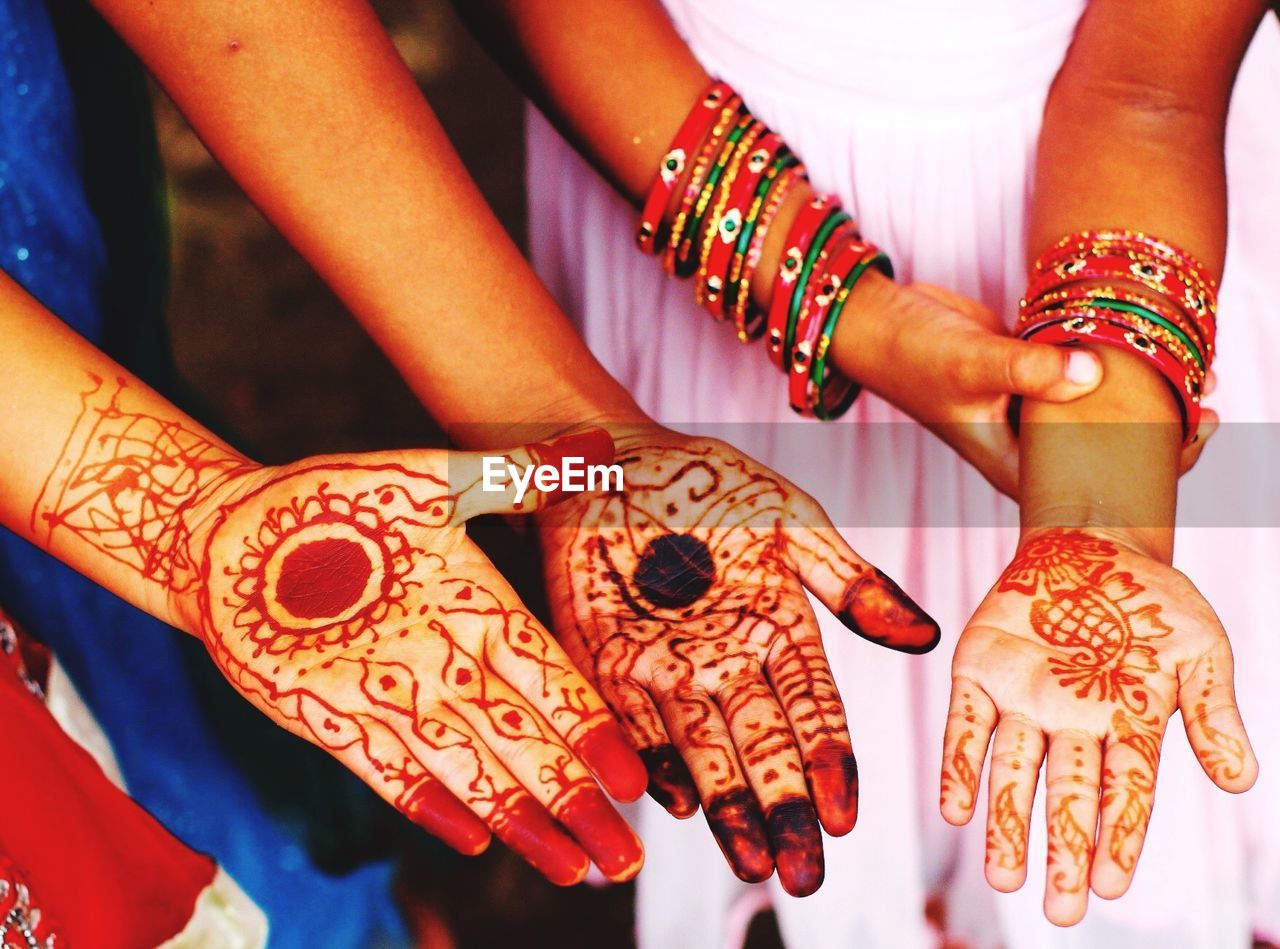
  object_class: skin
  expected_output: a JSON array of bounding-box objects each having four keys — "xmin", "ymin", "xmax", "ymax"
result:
[
  {"xmin": 538, "ymin": 432, "xmax": 938, "ymax": 896},
  {"xmin": 454, "ymin": 0, "xmax": 1108, "ymax": 497},
  {"xmin": 941, "ymin": 0, "xmax": 1267, "ymax": 927},
  {"xmin": 3, "ymin": 0, "xmax": 935, "ymax": 884},
  {"xmin": 1, "ymin": 271, "xmax": 648, "ymax": 884}
]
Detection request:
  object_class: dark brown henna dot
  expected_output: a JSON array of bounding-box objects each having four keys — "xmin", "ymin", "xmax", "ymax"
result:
[
  {"xmin": 502, "ymin": 711, "xmax": 522, "ymax": 728},
  {"xmin": 767, "ymin": 797, "xmax": 825, "ymax": 897},
  {"xmin": 705, "ymin": 789, "xmax": 774, "ymax": 884},
  {"xmin": 639, "ymin": 745, "xmax": 700, "ymax": 816},
  {"xmin": 837, "ymin": 569, "xmax": 940, "ymax": 653},
  {"xmin": 455, "ymin": 587, "xmax": 472, "ymax": 600},
  {"xmin": 455, "ymin": 669, "xmax": 472, "ymax": 686},
  {"xmin": 380, "ymin": 491, "xmax": 394, "ymax": 504},
  {"xmin": 633, "ymin": 533, "xmax": 716, "ymax": 609},
  {"xmin": 518, "ymin": 630, "xmax": 532, "ymax": 643},
  {"xmin": 380, "ymin": 675, "xmax": 395, "ymax": 690},
  {"xmin": 764, "ymin": 769, "xmax": 778, "ymax": 782},
  {"xmin": 275, "ymin": 538, "xmax": 373, "ymax": 619}
]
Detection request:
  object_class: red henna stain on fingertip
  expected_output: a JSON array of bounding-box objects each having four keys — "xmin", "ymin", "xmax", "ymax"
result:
[
  {"xmin": 403, "ymin": 781, "xmax": 491, "ymax": 856},
  {"xmin": 574, "ymin": 722, "xmax": 649, "ymax": 802},
  {"xmin": 838, "ymin": 569, "xmax": 941, "ymax": 654},
  {"xmin": 555, "ymin": 786, "xmax": 645, "ymax": 881},
  {"xmin": 767, "ymin": 797, "xmax": 825, "ymax": 897},
  {"xmin": 638, "ymin": 744, "xmax": 701, "ymax": 817},
  {"xmin": 806, "ymin": 740, "xmax": 859, "ymax": 836},
  {"xmin": 705, "ymin": 789, "xmax": 774, "ymax": 884},
  {"xmin": 493, "ymin": 796, "xmax": 591, "ymax": 887}
]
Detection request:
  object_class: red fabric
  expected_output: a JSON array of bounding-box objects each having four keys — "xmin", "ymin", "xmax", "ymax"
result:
[{"xmin": 0, "ymin": 611, "xmax": 216, "ymax": 949}]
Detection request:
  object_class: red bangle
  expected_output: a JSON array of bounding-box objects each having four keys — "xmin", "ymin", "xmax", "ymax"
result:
[
  {"xmin": 732, "ymin": 161, "xmax": 804, "ymax": 342},
  {"xmin": 789, "ymin": 233, "xmax": 863, "ymax": 413},
  {"xmin": 698, "ymin": 131, "xmax": 784, "ymax": 319},
  {"xmin": 663, "ymin": 99, "xmax": 742, "ymax": 276},
  {"xmin": 1022, "ymin": 316, "xmax": 1202, "ymax": 441},
  {"xmin": 637, "ymin": 80, "xmax": 735, "ymax": 255},
  {"xmin": 765, "ymin": 194, "xmax": 839, "ymax": 371},
  {"xmin": 695, "ymin": 121, "xmax": 768, "ymax": 312}
]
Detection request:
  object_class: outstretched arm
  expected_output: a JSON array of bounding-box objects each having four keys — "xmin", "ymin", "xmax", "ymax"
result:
[
  {"xmin": 454, "ymin": 0, "xmax": 1103, "ymax": 494},
  {"xmin": 87, "ymin": 0, "xmax": 647, "ymax": 444},
  {"xmin": 942, "ymin": 0, "xmax": 1266, "ymax": 926},
  {"xmin": 0, "ymin": 271, "xmax": 649, "ymax": 884}
]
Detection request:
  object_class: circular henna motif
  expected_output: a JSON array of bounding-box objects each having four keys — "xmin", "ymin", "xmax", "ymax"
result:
[{"xmin": 634, "ymin": 533, "xmax": 715, "ymax": 609}]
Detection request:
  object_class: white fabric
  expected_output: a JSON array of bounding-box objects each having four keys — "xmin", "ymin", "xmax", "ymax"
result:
[
  {"xmin": 526, "ymin": 3, "xmax": 1280, "ymax": 946},
  {"xmin": 158, "ymin": 868, "xmax": 269, "ymax": 949}
]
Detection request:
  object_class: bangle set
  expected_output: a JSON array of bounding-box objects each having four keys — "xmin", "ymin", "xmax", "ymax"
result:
[
  {"xmin": 1018, "ymin": 230, "xmax": 1219, "ymax": 443},
  {"xmin": 637, "ymin": 79, "xmax": 892, "ymax": 419}
]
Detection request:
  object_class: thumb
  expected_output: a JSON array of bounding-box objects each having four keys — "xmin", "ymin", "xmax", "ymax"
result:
[
  {"xmin": 450, "ymin": 427, "xmax": 616, "ymax": 522},
  {"xmin": 1179, "ymin": 642, "xmax": 1259, "ymax": 793},
  {"xmin": 967, "ymin": 338, "xmax": 1102, "ymax": 401}
]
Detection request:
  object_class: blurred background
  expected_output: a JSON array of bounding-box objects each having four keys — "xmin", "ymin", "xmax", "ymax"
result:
[{"xmin": 146, "ymin": 0, "xmax": 783, "ymax": 945}]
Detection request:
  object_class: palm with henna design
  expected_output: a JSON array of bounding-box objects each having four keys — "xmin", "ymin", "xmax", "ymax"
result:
[
  {"xmin": 940, "ymin": 528, "xmax": 1257, "ymax": 926},
  {"xmin": 31, "ymin": 378, "xmax": 647, "ymax": 886},
  {"xmin": 538, "ymin": 431, "xmax": 939, "ymax": 897}
]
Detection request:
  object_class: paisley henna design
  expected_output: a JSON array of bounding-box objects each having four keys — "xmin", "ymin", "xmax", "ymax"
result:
[
  {"xmin": 33, "ymin": 378, "xmax": 648, "ymax": 884},
  {"xmin": 947, "ymin": 526, "xmax": 1257, "ymax": 925},
  {"xmin": 541, "ymin": 434, "xmax": 938, "ymax": 897}
]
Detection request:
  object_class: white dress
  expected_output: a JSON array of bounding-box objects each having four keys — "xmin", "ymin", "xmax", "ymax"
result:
[{"xmin": 526, "ymin": 2, "xmax": 1280, "ymax": 945}]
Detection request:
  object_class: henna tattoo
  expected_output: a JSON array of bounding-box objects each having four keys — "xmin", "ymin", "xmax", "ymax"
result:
[
  {"xmin": 1188, "ymin": 657, "xmax": 1246, "ymax": 784},
  {"xmin": 33, "ymin": 380, "xmax": 645, "ymax": 882},
  {"xmin": 543, "ymin": 438, "xmax": 922, "ymax": 895},
  {"xmin": 998, "ymin": 530, "xmax": 1169, "ymax": 715},
  {"xmin": 988, "ymin": 781, "xmax": 1027, "ymax": 870},
  {"xmin": 31, "ymin": 376, "xmax": 249, "ymax": 591},
  {"xmin": 1047, "ymin": 794, "xmax": 1091, "ymax": 894},
  {"xmin": 941, "ymin": 729, "xmax": 980, "ymax": 812}
]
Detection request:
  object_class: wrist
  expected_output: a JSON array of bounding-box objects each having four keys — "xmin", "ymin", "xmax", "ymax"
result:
[{"xmin": 1017, "ymin": 506, "xmax": 1173, "ymax": 563}]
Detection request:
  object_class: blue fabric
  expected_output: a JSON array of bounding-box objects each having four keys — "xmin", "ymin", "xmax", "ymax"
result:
[{"xmin": 0, "ymin": 3, "xmax": 407, "ymax": 945}]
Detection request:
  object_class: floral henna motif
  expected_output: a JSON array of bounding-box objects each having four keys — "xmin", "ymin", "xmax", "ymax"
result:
[
  {"xmin": 543, "ymin": 437, "xmax": 937, "ymax": 897},
  {"xmin": 32, "ymin": 379, "xmax": 645, "ymax": 884},
  {"xmin": 1047, "ymin": 794, "xmax": 1092, "ymax": 894},
  {"xmin": 940, "ymin": 729, "xmax": 979, "ymax": 812}
]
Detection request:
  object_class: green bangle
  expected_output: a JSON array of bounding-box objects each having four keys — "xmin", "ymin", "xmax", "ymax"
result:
[
  {"xmin": 809, "ymin": 251, "xmax": 893, "ymax": 420},
  {"xmin": 723, "ymin": 152, "xmax": 798, "ymax": 317},
  {"xmin": 1086, "ymin": 298, "xmax": 1204, "ymax": 368},
  {"xmin": 675, "ymin": 115, "xmax": 752, "ymax": 278},
  {"xmin": 784, "ymin": 209, "xmax": 851, "ymax": 370}
]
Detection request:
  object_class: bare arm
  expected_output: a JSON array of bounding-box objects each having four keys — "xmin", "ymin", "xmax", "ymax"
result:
[
  {"xmin": 942, "ymin": 0, "xmax": 1266, "ymax": 926},
  {"xmin": 458, "ymin": 0, "xmax": 1104, "ymax": 496},
  {"xmin": 87, "ymin": 0, "xmax": 648, "ymax": 445}
]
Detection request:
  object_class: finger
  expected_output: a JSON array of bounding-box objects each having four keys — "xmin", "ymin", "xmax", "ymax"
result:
[
  {"xmin": 656, "ymin": 687, "xmax": 774, "ymax": 884},
  {"xmin": 939, "ymin": 677, "xmax": 997, "ymax": 826},
  {"xmin": 610, "ymin": 676, "xmax": 701, "ymax": 817},
  {"xmin": 450, "ymin": 427, "xmax": 616, "ymax": 520},
  {"xmin": 1043, "ymin": 732, "xmax": 1102, "ymax": 927},
  {"xmin": 984, "ymin": 715, "xmax": 1046, "ymax": 892},
  {"xmin": 781, "ymin": 510, "xmax": 939, "ymax": 653},
  {"xmin": 765, "ymin": 624, "xmax": 859, "ymax": 837},
  {"xmin": 1179, "ymin": 643, "xmax": 1259, "ymax": 793},
  {"xmin": 286, "ymin": 690, "xmax": 492, "ymax": 856},
  {"xmin": 1092, "ymin": 712, "xmax": 1162, "ymax": 900},
  {"xmin": 484, "ymin": 602, "xmax": 648, "ymax": 802},
  {"xmin": 289, "ymin": 683, "xmax": 588, "ymax": 885},
  {"xmin": 959, "ymin": 337, "xmax": 1102, "ymax": 402},
  {"xmin": 912, "ymin": 282, "xmax": 1004, "ymax": 332},
  {"xmin": 718, "ymin": 673, "xmax": 824, "ymax": 897},
  {"xmin": 442, "ymin": 651, "xmax": 644, "ymax": 882},
  {"xmin": 1177, "ymin": 408, "xmax": 1219, "ymax": 475}
]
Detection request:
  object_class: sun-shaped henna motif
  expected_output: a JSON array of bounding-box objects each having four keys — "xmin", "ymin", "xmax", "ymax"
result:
[{"xmin": 223, "ymin": 481, "xmax": 424, "ymax": 658}]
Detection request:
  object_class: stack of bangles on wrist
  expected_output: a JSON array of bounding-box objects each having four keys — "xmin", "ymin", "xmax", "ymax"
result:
[
  {"xmin": 1018, "ymin": 230, "xmax": 1218, "ymax": 443},
  {"xmin": 636, "ymin": 79, "xmax": 892, "ymax": 420}
]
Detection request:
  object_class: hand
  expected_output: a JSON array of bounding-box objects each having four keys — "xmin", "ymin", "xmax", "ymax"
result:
[
  {"xmin": 940, "ymin": 527, "xmax": 1257, "ymax": 925},
  {"xmin": 839, "ymin": 279, "xmax": 1216, "ymax": 496},
  {"xmin": 537, "ymin": 427, "xmax": 940, "ymax": 896},
  {"xmin": 174, "ymin": 431, "xmax": 648, "ymax": 886},
  {"xmin": 836, "ymin": 278, "xmax": 1101, "ymax": 497}
]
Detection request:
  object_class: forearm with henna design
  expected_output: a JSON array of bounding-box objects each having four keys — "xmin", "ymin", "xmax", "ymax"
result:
[
  {"xmin": 541, "ymin": 434, "xmax": 937, "ymax": 896},
  {"xmin": 23, "ymin": 370, "xmax": 647, "ymax": 884}
]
